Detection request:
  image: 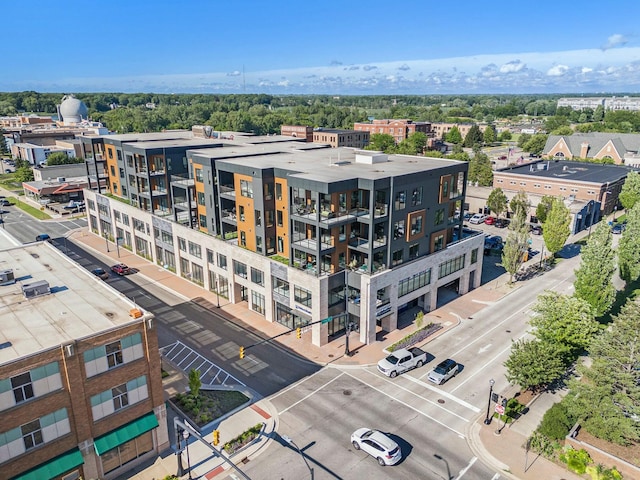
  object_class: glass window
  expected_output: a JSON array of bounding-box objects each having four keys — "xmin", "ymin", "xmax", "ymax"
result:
[
  {"xmin": 251, "ymin": 291, "xmax": 265, "ymax": 315},
  {"xmin": 294, "ymin": 286, "xmax": 312, "ymax": 307},
  {"xmin": 11, "ymin": 372, "xmax": 34, "ymax": 404},
  {"xmin": 411, "ymin": 187, "xmax": 423, "ymax": 206},
  {"xmin": 106, "ymin": 340, "xmax": 123, "ymax": 368},
  {"xmin": 435, "ymin": 208, "xmax": 445, "ymax": 225},
  {"xmin": 394, "ymin": 220, "xmax": 405, "ymax": 239},
  {"xmin": 410, "ymin": 216, "xmax": 423, "ymax": 235},
  {"xmin": 217, "ymin": 253, "xmax": 227, "ymax": 270},
  {"xmin": 438, "ymin": 254, "xmax": 466, "ymax": 278},
  {"xmin": 234, "ymin": 260, "xmax": 247, "ymax": 278},
  {"xmin": 188, "ymin": 241, "xmax": 201, "ymax": 258},
  {"xmin": 277, "ymin": 210, "xmax": 283, "ymax": 227},
  {"xmin": 409, "ymin": 244, "xmax": 419, "ymax": 259},
  {"xmin": 392, "ymin": 249, "xmax": 403, "ymax": 266},
  {"xmin": 195, "ymin": 168, "xmax": 203, "ymax": 182},
  {"xmin": 240, "ymin": 179, "xmax": 253, "ymax": 198},
  {"xmin": 251, "ymin": 268, "xmax": 264, "ymax": 286},
  {"xmin": 178, "ymin": 237, "xmax": 186, "ymax": 252},
  {"xmin": 240, "ymin": 231, "xmax": 246, "ymax": 247},
  {"xmin": 255, "ymin": 210, "xmax": 261, "ymax": 226},
  {"xmin": 394, "ymin": 191, "xmax": 406, "ymax": 210},
  {"xmin": 112, "ymin": 384, "xmax": 129, "ymax": 411},
  {"xmin": 21, "ymin": 419, "xmax": 43, "ymax": 450},
  {"xmin": 276, "ymin": 182, "xmax": 283, "ymax": 200},
  {"xmin": 273, "ymin": 277, "xmax": 289, "ymax": 296},
  {"xmin": 471, "ymin": 248, "xmax": 478, "ymax": 264}
]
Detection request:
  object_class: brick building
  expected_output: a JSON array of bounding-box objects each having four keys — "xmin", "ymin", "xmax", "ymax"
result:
[
  {"xmin": 353, "ymin": 119, "xmax": 431, "ymax": 144},
  {"xmin": 0, "ymin": 242, "xmax": 168, "ymax": 480}
]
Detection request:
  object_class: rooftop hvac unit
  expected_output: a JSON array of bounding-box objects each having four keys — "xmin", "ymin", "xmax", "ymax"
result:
[
  {"xmin": 22, "ymin": 280, "xmax": 51, "ymax": 298},
  {"xmin": 0, "ymin": 269, "xmax": 15, "ymax": 286}
]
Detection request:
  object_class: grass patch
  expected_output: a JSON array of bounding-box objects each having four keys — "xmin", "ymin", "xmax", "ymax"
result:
[
  {"xmin": 172, "ymin": 389, "xmax": 249, "ymax": 427},
  {"xmin": 270, "ymin": 255, "xmax": 289, "ymax": 265},
  {"xmin": 5, "ymin": 197, "xmax": 52, "ymax": 220},
  {"xmin": 104, "ymin": 193, "xmax": 131, "ymax": 205}
]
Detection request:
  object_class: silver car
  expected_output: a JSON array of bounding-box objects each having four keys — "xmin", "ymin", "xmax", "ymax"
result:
[
  {"xmin": 351, "ymin": 428, "xmax": 402, "ymax": 466},
  {"xmin": 469, "ymin": 213, "xmax": 487, "ymax": 224},
  {"xmin": 428, "ymin": 359, "xmax": 459, "ymax": 385}
]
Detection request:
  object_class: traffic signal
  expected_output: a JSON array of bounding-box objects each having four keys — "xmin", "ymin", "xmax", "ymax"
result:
[
  {"xmin": 239, "ymin": 346, "xmax": 245, "ymax": 359},
  {"xmin": 213, "ymin": 430, "xmax": 220, "ymax": 446},
  {"xmin": 501, "ymin": 397, "xmax": 508, "ymax": 408},
  {"xmin": 296, "ymin": 327, "xmax": 301, "ymax": 339}
]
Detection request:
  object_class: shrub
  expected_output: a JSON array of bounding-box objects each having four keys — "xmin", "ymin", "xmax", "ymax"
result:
[
  {"xmin": 560, "ymin": 446, "xmax": 591, "ymax": 475},
  {"xmin": 528, "ymin": 430, "xmax": 563, "ymax": 460},
  {"xmin": 586, "ymin": 464, "xmax": 623, "ymax": 480},
  {"xmin": 539, "ymin": 401, "xmax": 576, "ymax": 440},
  {"xmin": 388, "ymin": 323, "xmax": 441, "ymax": 351},
  {"xmin": 223, "ymin": 423, "xmax": 263, "ymax": 454}
]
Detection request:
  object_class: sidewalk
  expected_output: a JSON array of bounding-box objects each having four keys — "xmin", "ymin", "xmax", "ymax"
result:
[{"xmin": 64, "ymin": 227, "xmax": 581, "ymax": 480}]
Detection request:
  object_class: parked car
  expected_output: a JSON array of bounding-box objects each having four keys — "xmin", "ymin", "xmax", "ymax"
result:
[
  {"xmin": 35, "ymin": 234, "xmax": 51, "ymax": 242},
  {"xmin": 611, "ymin": 221, "xmax": 626, "ymax": 234},
  {"xmin": 0, "ymin": 200, "xmax": 11, "ymax": 207},
  {"xmin": 495, "ymin": 218, "xmax": 510, "ymax": 228},
  {"xmin": 469, "ymin": 213, "xmax": 487, "ymax": 224},
  {"xmin": 428, "ymin": 359, "xmax": 459, "ymax": 385},
  {"xmin": 484, "ymin": 235, "xmax": 504, "ymax": 254},
  {"xmin": 91, "ymin": 268, "xmax": 110, "ymax": 280},
  {"xmin": 351, "ymin": 428, "xmax": 402, "ymax": 466},
  {"xmin": 530, "ymin": 225, "xmax": 543, "ymax": 235},
  {"xmin": 111, "ymin": 263, "xmax": 131, "ymax": 275},
  {"xmin": 484, "ymin": 216, "xmax": 496, "ymax": 225},
  {"xmin": 463, "ymin": 212, "xmax": 472, "ymax": 220}
]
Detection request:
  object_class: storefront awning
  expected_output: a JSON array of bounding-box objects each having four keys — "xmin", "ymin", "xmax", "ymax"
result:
[
  {"xmin": 12, "ymin": 448, "xmax": 83, "ymax": 480},
  {"xmin": 94, "ymin": 411, "xmax": 158, "ymax": 456}
]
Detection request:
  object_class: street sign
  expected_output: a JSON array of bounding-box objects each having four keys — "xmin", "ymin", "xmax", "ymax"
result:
[
  {"xmin": 321, "ymin": 316, "xmax": 332, "ymax": 324},
  {"xmin": 495, "ymin": 404, "xmax": 505, "ymax": 415}
]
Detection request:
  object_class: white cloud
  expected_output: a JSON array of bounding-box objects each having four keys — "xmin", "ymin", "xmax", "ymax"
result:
[
  {"xmin": 227, "ymin": 70, "xmax": 241, "ymax": 77},
  {"xmin": 499, "ymin": 60, "xmax": 525, "ymax": 73},
  {"xmin": 602, "ymin": 34, "xmax": 629, "ymax": 50},
  {"xmin": 547, "ymin": 64, "xmax": 569, "ymax": 76},
  {"xmin": 581, "ymin": 67, "xmax": 593, "ymax": 74}
]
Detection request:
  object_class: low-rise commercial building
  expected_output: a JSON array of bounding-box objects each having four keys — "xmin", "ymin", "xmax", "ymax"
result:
[
  {"xmin": 0, "ymin": 242, "xmax": 168, "ymax": 480},
  {"xmin": 354, "ymin": 119, "xmax": 431, "ymax": 144}
]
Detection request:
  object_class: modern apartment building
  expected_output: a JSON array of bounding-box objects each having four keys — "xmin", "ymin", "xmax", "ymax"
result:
[
  {"xmin": 0, "ymin": 242, "xmax": 168, "ymax": 480},
  {"xmin": 85, "ymin": 137, "xmax": 483, "ymax": 347},
  {"xmin": 353, "ymin": 119, "xmax": 432, "ymax": 144},
  {"xmin": 557, "ymin": 96, "xmax": 640, "ymax": 111}
]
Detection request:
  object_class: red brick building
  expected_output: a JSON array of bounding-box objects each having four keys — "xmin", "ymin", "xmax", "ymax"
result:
[{"xmin": 353, "ymin": 119, "xmax": 432, "ymax": 144}]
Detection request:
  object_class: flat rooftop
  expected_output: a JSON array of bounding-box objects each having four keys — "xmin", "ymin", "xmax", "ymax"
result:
[
  {"xmin": 215, "ymin": 147, "xmax": 465, "ymax": 183},
  {"xmin": 0, "ymin": 242, "xmax": 146, "ymax": 366},
  {"xmin": 497, "ymin": 160, "xmax": 638, "ymax": 183}
]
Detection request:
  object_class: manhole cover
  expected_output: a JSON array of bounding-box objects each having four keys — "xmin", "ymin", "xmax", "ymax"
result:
[
  {"xmin": 328, "ymin": 354, "xmax": 334, "ymax": 358},
  {"xmin": 437, "ymin": 399, "xmax": 445, "ymax": 404},
  {"xmin": 506, "ymin": 329, "xmax": 511, "ymax": 333},
  {"xmin": 343, "ymin": 390, "xmax": 352, "ymax": 396}
]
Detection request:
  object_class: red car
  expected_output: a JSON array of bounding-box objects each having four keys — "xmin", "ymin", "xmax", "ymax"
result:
[
  {"xmin": 111, "ymin": 263, "xmax": 131, "ymax": 275},
  {"xmin": 484, "ymin": 216, "xmax": 496, "ymax": 225}
]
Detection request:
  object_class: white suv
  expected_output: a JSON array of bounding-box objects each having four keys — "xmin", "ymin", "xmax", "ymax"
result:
[
  {"xmin": 469, "ymin": 213, "xmax": 488, "ymax": 224},
  {"xmin": 351, "ymin": 428, "xmax": 402, "ymax": 466}
]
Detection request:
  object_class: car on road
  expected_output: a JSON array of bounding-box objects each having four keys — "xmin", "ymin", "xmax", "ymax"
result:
[
  {"xmin": 495, "ymin": 218, "xmax": 510, "ymax": 228},
  {"xmin": 377, "ymin": 347, "xmax": 428, "ymax": 377},
  {"xmin": 428, "ymin": 359, "xmax": 459, "ymax": 385},
  {"xmin": 611, "ymin": 222, "xmax": 626, "ymax": 234},
  {"xmin": 91, "ymin": 268, "xmax": 110, "ymax": 280},
  {"xmin": 351, "ymin": 428, "xmax": 402, "ymax": 466},
  {"xmin": 111, "ymin": 263, "xmax": 131, "ymax": 275},
  {"xmin": 0, "ymin": 200, "xmax": 11, "ymax": 207},
  {"xmin": 35, "ymin": 234, "xmax": 51, "ymax": 241},
  {"xmin": 484, "ymin": 216, "xmax": 496, "ymax": 225},
  {"xmin": 469, "ymin": 213, "xmax": 487, "ymax": 224}
]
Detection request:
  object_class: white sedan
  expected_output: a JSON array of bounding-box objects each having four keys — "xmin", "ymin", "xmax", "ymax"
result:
[
  {"xmin": 351, "ymin": 428, "xmax": 402, "ymax": 466},
  {"xmin": 468, "ymin": 213, "xmax": 488, "ymax": 224}
]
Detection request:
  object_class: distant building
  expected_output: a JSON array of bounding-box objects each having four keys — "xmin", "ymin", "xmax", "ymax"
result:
[
  {"xmin": 0, "ymin": 115, "xmax": 54, "ymax": 128},
  {"xmin": 311, "ymin": 128, "xmax": 369, "ymax": 148},
  {"xmin": 0, "ymin": 242, "xmax": 168, "ymax": 480},
  {"xmin": 557, "ymin": 96, "xmax": 640, "ymax": 111},
  {"xmin": 430, "ymin": 122, "xmax": 481, "ymax": 141},
  {"xmin": 10, "ymin": 142, "xmax": 76, "ymax": 165},
  {"xmin": 281, "ymin": 125, "xmax": 313, "ymax": 142},
  {"xmin": 57, "ymin": 95, "xmax": 89, "ymax": 125},
  {"xmin": 353, "ymin": 119, "xmax": 431, "ymax": 144},
  {"xmin": 543, "ymin": 132, "xmax": 640, "ymax": 166}
]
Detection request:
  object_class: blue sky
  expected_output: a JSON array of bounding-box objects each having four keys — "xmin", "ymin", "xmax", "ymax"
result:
[{"xmin": 4, "ymin": 0, "xmax": 640, "ymax": 94}]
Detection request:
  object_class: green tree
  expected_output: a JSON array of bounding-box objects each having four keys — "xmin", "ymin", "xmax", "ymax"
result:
[
  {"xmin": 500, "ymin": 206, "xmax": 529, "ymax": 283},
  {"xmin": 523, "ymin": 134, "xmax": 549, "ymax": 155},
  {"xmin": 517, "ymin": 133, "xmax": 532, "ymax": 149},
  {"xmin": 366, "ymin": 133, "xmax": 396, "ymax": 152},
  {"xmin": 467, "ymin": 151, "xmax": 493, "ymax": 186},
  {"xmin": 567, "ymin": 301, "xmax": 640, "ymax": 445},
  {"xmin": 618, "ymin": 203, "xmax": 640, "ymax": 282},
  {"xmin": 188, "ymin": 369, "xmax": 202, "ymax": 399},
  {"xmin": 509, "ymin": 190, "xmax": 531, "ymax": 220},
  {"xmin": 535, "ymin": 195, "xmax": 555, "ymax": 223},
  {"xmin": 463, "ymin": 125, "xmax": 483, "ymax": 148},
  {"xmin": 551, "ymin": 126, "xmax": 573, "ymax": 136},
  {"xmin": 0, "ymin": 128, "xmax": 10, "ymax": 157},
  {"xmin": 14, "ymin": 164, "xmax": 34, "ymax": 182},
  {"xmin": 573, "ymin": 223, "xmax": 616, "ymax": 316},
  {"xmin": 619, "ymin": 171, "xmax": 640, "ymax": 210},
  {"xmin": 542, "ymin": 197, "xmax": 571, "ymax": 257},
  {"xmin": 396, "ymin": 131, "xmax": 427, "ymax": 155},
  {"xmin": 538, "ymin": 401, "xmax": 577, "ymax": 440},
  {"xmin": 444, "ymin": 126, "xmax": 463, "ymax": 144},
  {"xmin": 486, "ymin": 188, "xmax": 508, "ymax": 218},
  {"xmin": 483, "ymin": 125, "xmax": 496, "ymax": 145},
  {"xmin": 504, "ymin": 339, "xmax": 567, "ymax": 392},
  {"xmin": 530, "ymin": 292, "xmax": 600, "ymax": 356},
  {"xmin": 45, "ymin": 152, "xmax": 83, "ymax": 165}
]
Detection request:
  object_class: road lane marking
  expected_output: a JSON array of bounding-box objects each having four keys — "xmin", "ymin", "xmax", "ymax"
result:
[
  {"xmin": 270, "ymin": 367, "xmax": 338, "ymax": 400},
  {"xmin": 343, "ymin": 371, "xmax": 466, "ymax": 438},
  {"xmin": 454, "ymin": 456, "xmax": 477, "ymax": 479},
  {"xmin": 490, "ymin": 474, "xmax": 501, "ymax": 480},
  {"xmin": 359, "ymin": 369, "xmax": 470, "ymax": 421},
  {"xmin": 400, "ymin": 373, "xmax": 481, "ymax": 413},
  {"xmin": 451, "ymin": 332, "xmax": 528, "ymax": 393},
  {"xmin": 278, "ymin": 372, "xmax": 345, "ymax": 415}
]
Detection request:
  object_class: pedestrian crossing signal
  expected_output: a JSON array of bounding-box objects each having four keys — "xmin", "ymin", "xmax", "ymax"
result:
[
  {"xmin": 239, "ymin": 346, "xmax": 244, "ymax": 359},
  {"xmin": 213, "ymin": 430, "xmax": 220, "ymax": 446},
  {"xmin": 296, "ymin": 327, "xmax": 301, "ymax": 339}
]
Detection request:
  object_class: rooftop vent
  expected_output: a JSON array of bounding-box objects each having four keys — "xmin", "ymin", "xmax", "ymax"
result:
[
  {"xmin": 22, "ymin": 280, "xmax": 51, "ymax": 299},
  {"xmin": 355, "ymin": 151, "xmax": 388, "ymax": 165},
  {"xmin": 0, "ymin": 269, "xmax": 15, "ymax": 286}
]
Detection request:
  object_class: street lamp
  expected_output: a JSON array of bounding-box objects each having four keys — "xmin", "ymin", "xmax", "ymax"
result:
[
  {"xmin": 182, "ymin": 430, "xmax": 193, "ymax": 480},
  {"xmin": 484, "ymin": 379, "xmax": 495, "ymax": 425},
  {"xmin": 282, "ymin": 435, "xmax": 314, "ymax": 480},
  {"xmin": 344, "ymin": 321, "xmax": 354, "ymax": 356},
  {"xmin": 104, "ymin": 231, "xmax": 109, "ymax": 252},
  {"xmin": 613, "ymin": 205, "xmax": 618, "ymax": 221},
  {"xmin": 215, "ymin": 275, "xmax": 220, "ymax": 308}
]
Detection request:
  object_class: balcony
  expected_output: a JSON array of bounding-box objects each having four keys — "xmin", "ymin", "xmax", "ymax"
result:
[
  {"xmin": 149, "ymin": 169, "xmax": 166, "ymax": 176},
  {"xmin": 291, "ymin": 233, "xmax": 333, "ymax": 252},
  {"xmin": 221, "ymin": 210, "xmax": 237, "ymax": 224},
  {"xmin": 219, "ymin": 185, "xmax": 236, "ymax": 198}
]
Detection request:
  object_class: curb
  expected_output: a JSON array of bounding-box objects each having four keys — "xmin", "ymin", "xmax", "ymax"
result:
[{"xmin": 465, "ymin": 419, "xmax": 519, "ymax": 480}]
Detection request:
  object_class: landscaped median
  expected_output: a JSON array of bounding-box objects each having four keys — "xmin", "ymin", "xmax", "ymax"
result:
[{"xmin": 383, "ymin": 312, "xmax": 443, "ymax": 353}]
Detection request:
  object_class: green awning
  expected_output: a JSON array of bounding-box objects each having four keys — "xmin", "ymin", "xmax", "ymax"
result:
[
  {"xmin": 12, "ymin": 448, "xmax": 83, "ymax": 480},
  {"xmin": 94, "ymin": 411, "xmax": 159, "ymax": 456}
]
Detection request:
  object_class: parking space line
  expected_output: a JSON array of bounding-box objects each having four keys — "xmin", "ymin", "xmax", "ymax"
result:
[
  {"xmin": 278, "ymin": 372, "xmax": 345, "ymax": 415},
  {"xmin": 343, "ymin": 371, "xmax": 466, "ymax": 438}
]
